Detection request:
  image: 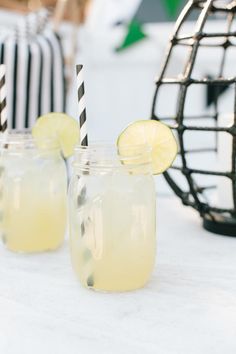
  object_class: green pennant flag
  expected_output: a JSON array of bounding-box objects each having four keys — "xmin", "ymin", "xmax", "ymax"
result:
[
  {"xmin": 163, "ymin": 0, "xmax": 183, "ymax": 20},
  {"xmin": 116, "ymin": 20, "xmax": 147, "ymax": 52}
]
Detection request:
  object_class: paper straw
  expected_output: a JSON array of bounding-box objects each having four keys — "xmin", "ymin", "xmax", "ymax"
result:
[
  {"xmin": 76, "ymin": 63, "xmax": 88, "ymax": 219},
  {"xmin": 76, "ymin": 64, "xmax": 88, "ymax": 146},
  {"xmin": 76, "ymin": 64, "xmax": 93, "ymax": 288},
  {"xmin": 0, "ymin": 65, "xmax": 7, "ymax": 134},
  {"xmin": 0, "ymin": 64, "xmax": 7, "ymax": 244}
]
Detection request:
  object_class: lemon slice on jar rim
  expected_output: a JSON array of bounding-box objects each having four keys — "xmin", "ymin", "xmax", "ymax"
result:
[
  {"xmin": 117, "ymin": 120, "xmax": 178, "ymax": 174},
  {"xmin": 32, "ymin": 112, "xmax": 80, "ymax": 158}
]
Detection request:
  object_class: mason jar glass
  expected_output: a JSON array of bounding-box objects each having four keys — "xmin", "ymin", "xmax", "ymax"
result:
[
  {"xmin": 0, "ymin": 132, "xmax": 67, "ymax": 253},
  {"xmin": 68, "ymin": 144, "xmax": 156, "ymax": 292}
]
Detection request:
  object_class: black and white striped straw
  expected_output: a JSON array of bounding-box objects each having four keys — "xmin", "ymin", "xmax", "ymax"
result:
[
  {"xmin": 76, "ymin": 64, "xmax": 94, "ymax": 288},
  {"xmin": 76, "ymin": 64, "xmax": 88, "ymax": 146},
  {"xmin": 0, "ymin": 64, "xmax": 7, "ymax": 238},
  {"xmin": 0, "ymin": 65, "xmax": 7, "ymax": 134}
]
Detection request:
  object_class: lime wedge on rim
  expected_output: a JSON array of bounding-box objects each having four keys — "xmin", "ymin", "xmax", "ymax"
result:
[
  {"xmin": 32, "ymin": 113, "xmax": 80, "ymax": 158},
  {"xmin": 117, "ymin": 120, "xmax": 178, "ymax": 174}
]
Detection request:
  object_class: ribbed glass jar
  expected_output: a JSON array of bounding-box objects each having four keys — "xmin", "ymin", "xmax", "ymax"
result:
[
  {"xmin": 0, "ymin": 132, "xmax": 67, "ymax": 253},
  {"xmin": 69, "ymin": 144, "xmax": 156, "ymax": 292}
]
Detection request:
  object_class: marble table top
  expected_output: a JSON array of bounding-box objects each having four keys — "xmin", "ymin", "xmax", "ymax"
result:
[{"xmin": 0, "ymin": 195, "xmax": 236, "ymax": 354}]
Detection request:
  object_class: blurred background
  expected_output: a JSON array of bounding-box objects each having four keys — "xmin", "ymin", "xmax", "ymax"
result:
[
  {"xmin": 0, "ymin": 0, "xmax": 233, "ymax": 199},
  {"xmin": 0, "ymin": 0, "xmax": 189, "ymax": 141}
]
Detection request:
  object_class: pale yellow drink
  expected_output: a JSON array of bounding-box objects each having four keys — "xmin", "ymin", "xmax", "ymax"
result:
[
  {"xmin": 0, "ymin": 134, "xmax": 67, "ymax": 253},
  {"xmin": 69, "ymin": 121, "xmax": 176, "ymax": 292},
  {"xmin": 69, "ymin": 145, "xmax": 156, "ymax": 292}
]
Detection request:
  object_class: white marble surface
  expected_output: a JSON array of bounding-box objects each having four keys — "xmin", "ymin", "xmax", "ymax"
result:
[{"xmin": 0, "ymin": 196, "xmax": 236, "ymax": 354}]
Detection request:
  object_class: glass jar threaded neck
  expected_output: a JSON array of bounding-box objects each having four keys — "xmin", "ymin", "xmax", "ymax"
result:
[{"xmin": 73, "ymin": 143, "xmax": 153, "ymax": 175}]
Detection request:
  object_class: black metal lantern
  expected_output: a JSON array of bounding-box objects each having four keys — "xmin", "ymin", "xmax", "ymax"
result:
[{"xmin": 151, "ymin": 0, "xmax": 236, "ymax": 236}]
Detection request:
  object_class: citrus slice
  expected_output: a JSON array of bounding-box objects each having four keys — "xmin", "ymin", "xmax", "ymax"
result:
[
  {"xmin": 117, "ymin": 120, "xmax": 178, "ymax": 174},
  {"xmin": 32, "ymin": 113, "xmax": 80, "ymax": 158}
]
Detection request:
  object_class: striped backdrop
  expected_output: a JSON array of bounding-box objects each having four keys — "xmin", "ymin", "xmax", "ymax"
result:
[{"xmin": 0, "ymin": 9, "xmax": 66, "ymax": 129}]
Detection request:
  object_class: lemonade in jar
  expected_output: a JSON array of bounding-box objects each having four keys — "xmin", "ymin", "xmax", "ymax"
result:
[
  {"xmin": 0, "ymin": 132, "xmax": 67, "ymax": 252},
  {"xmin": 69, "ymin": 144, "xmax": 157, "ymax": 291},
  {"xmin": 68, "ymin": 120, "xmax": 178, "ymax": 292},
  {"xmin": 0, "ymin": 113, "xmax": 80, "ymax": 253}
]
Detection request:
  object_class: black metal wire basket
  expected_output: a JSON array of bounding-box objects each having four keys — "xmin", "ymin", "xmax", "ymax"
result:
[{"xmin": 151, "ymin": 0, "xmax": 236, "ymax": 236}]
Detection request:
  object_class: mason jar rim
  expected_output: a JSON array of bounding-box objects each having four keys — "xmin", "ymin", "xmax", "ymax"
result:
[
  {"xmin": 0, "ymin": 130, "xmax": 60, "ymax": 151},
  {"xmin": 73, "ymin": 142, "xmax": 153, "ymax": 172},
  {"xmin": 74, "ymin": 142, "xmax": 152, "ymax": 158}
]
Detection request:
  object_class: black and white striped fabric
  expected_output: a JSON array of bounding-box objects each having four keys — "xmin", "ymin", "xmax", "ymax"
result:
[{"xmin": 0, "ymin": 9, "xmax": 66, "ymax": 129}]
